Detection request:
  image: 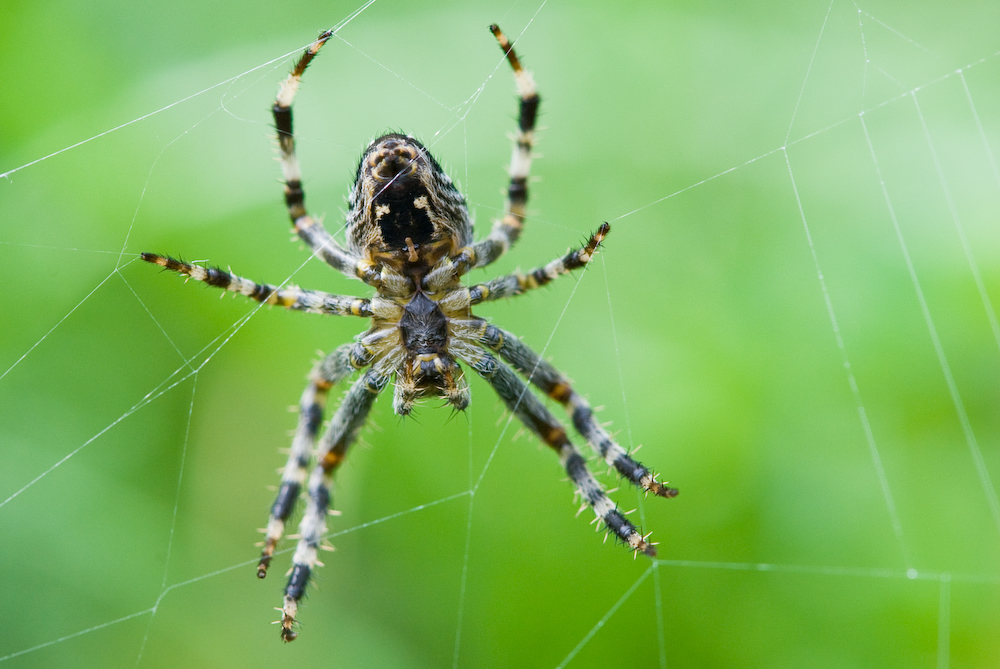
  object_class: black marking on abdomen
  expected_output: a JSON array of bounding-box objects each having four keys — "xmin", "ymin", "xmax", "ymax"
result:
[{"xmin": 376, "ymin": 195, "xmax": 435, "ymax": 250}]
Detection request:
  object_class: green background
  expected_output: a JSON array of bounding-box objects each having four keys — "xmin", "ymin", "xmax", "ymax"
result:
[{"xmin": 2, "ymin": 0, "xmax": 999, "ymax": 666}]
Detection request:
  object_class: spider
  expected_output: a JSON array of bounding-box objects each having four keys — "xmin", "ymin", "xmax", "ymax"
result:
[{"xmin": 142, "ymin": 25, "xmax": 678, "ymax": 642}]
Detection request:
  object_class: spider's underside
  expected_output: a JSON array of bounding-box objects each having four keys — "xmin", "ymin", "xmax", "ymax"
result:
[{"xmin": 142, "ymin": 25, "xmax": 677, "ymax": 642}]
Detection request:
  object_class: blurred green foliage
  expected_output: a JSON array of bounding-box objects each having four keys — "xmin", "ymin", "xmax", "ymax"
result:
[{"xmin": 2, "ymin": 0, "xmax": 999, "ymax": 667}]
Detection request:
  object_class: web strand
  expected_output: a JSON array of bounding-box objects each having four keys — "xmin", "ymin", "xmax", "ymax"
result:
[
  {"xmin": 861, "ymin": 111, "xmax": 1000, "ymax": 537},
  {"xmin": 786, "ymin": 0, "xmax": 834, "ymax": 145},
  {"xmin": 4, "ymin": 3, "xmax": 1000, "ymax": 666},
  {"xmin": 783, "ymin": 147, "xmax": 911, "ymax": 567},
  {"xmin": 937, "ymin": 574, "xmax": 951, "ymax": 669},
  {"xmin": 134, "ymin": 375, "xmax": 198, "ymax": 666},
  {"xmin": 912, "ymin": 88, "xmax": 1000, "ymax": 356}
]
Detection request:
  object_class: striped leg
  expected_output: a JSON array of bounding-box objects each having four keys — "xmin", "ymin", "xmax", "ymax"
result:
[
  {"xmin": 463, "ymin": 350, "xmax": 655, "ymax": 557},
  {"xmin": 461, "ymin": 25, "xmax": 540, "ymax": 274},
  {"xmin": 480, "ymin": 325, "xmax": 678, "ymax": 499},
  {"xmin": 274, "ymin": 32, "xmax": 381, "ymax": 287},
  {"xmin": 279, "ymin": 369, "xmax": 388, "ymax": 642},
  {"xmin": 141, "ymin": 254, "xmax": 373, "ymax": 317},
  {"xmin": 418, "ymin": 24, "xmax": 538, "ymax": 288},
  {"xmin": 257, "ymin": 344, "xmax": 372, "ymax": 579},
  {"xmin": 468, "ymin": 223, "xmax": 610, "ymax": 304}
]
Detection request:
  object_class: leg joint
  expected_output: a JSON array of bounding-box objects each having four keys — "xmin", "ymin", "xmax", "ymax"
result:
[
  {"xmin": 363, "ymin": 370, "xmax": 389, "ymax": 393},
  {"xmin": 479, "ymin": 324, "xmax": 504, "ymax": 351}
]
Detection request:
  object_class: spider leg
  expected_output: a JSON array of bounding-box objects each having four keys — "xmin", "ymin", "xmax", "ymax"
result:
[
  {"xmin": 439, "ymin": 25, "xmax": 539, "ymax": 280},
  {"xmin": 279, "ymin": 368, "xmax": 389, "ymax": 642},
  {"xmin": 480, "ymin": 325, "xmax": 678, "ymax": 499},
  {"xmin": 141, "ymin": 254, "xmax": 374, "ymax": 316},
  {"xmin": 462, "ymin": 350, "xmax": 655, "ymax": 557},
  {"xmin": 257, "ymin": 343, "xmax": 372, "ymax": 578},
  {"xmin": 274, "ymin": 31, "xmax": 382, "ymax": 287},
  {"xmin": 473, "ymin": 25, "xmax": 539, "ymax": 268},
  {"xmin": 467, "ymin": 223, "xmax": 610, "ymax": 304}
]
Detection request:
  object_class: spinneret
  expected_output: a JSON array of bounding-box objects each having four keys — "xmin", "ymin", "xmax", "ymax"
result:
[{"xmin": 142, "ymin": 25, "xmax": 677, "ymax": 642}]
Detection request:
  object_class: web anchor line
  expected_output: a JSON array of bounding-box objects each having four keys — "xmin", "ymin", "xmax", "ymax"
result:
[
  {"xmin": 7, "ymin": 3, "xmax": 1000, "ymax": 665},
  {"xmin": 782, "ymin": 147, "xmax": 911, "ymax": 568},
  {"xmin": 861, "ymin": 111, "xmax": 1000, "ymax": 538}
]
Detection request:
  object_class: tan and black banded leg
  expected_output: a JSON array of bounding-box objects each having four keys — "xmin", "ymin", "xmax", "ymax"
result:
[
  {"xmin": 274, "ymin": 32, "xmax": 382, "ymax": 287},
  {"xmin": 468, "ymin": 223, "xmax": 610, "ymax": 304},
  {"xmin": 279, "ymin": 369, "xmax": 388, "ymax": 642},
  {"xmin": 463, "ymin": 350, "xmax": 655, "ymax": 557},
  {"xmin": 140, "ymin": 254, "xmax": 373, "ymax": 317},
  {"xmin": 480, "ymin": 325, "xmax": 678, "ymax": 500},
  {"xmin": 257, "ymin": 343, "xmax": 372, "ymax": 579},
  {"xmin": 445, "ymin": 24, "xmax": 539, "ymax": 279},
  {"xmin": 421, "ymin": 24, "xmax": 538, "ymax": 288}
]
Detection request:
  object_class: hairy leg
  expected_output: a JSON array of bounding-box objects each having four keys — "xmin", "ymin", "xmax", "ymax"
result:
[
  {"xmin": 141, "ymin": 254, "xmax": 373, "ymax": 316},
  {"xmin": 273, "ymin": 31, "xmax": 383, "ymax": 286},
  {"xmin": 479, "ymin": 325, "xmax": 678, "ymax": 499},
  {"xmin": 468, "ymin": 224, "xmax": 610, "ymax": 304},
  {"xmin": 257, "ymin": 344, "xmax": 372, "ymax": 578},
  {"xmin": 279, "ymin": 369, "xmax": 389, "ymax": 642},
  {"xmin": 462, "ymin": 350, "xmax": 656, "ymax": 556}
]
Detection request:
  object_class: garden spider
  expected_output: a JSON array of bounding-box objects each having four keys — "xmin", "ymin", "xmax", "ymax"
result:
[{"xmin": 142, "ymin": 25, "xmax": 677, "ymax": 642}]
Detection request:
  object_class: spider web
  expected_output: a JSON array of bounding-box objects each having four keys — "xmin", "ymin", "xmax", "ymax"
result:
[{"xmin": 2, "ymin": 0, "xmax": 999, "ymax": 666}]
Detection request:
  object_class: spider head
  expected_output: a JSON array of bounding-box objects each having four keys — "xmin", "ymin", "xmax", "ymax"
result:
[{"xmin": 348, "ymin": 134, "xmax": 472, "ymax": 268}]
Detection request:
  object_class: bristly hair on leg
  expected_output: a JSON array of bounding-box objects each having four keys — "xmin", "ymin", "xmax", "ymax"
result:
[{"xmin": 141, "ymin": 23, "xmax": 678, "ymax": 642}]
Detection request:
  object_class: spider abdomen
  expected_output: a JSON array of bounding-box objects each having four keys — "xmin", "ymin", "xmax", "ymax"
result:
[{"xmin": 349, "ymin": 133, "xmax": 473, "ymax": 259}]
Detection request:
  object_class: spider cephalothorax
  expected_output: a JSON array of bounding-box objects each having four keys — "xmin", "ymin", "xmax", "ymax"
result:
[
  {"xmin": 344, "ymin": 132, "xmax": 479, "ymax": 414},
  {"xmin": 142, "ymin": 25, "xmax": 678, "ymax": 642}
]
